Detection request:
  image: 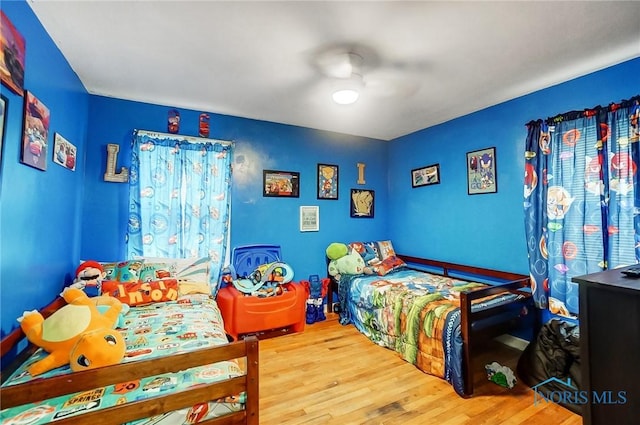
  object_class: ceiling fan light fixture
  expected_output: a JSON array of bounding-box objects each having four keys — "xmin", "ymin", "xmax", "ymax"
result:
[
  {"xmin": 332, "ymin": 71, "xmax": 364, "ymax": 105},
  {"xmin": 332, "ymin": 88, "xmax": 360, "ymax": 105}
]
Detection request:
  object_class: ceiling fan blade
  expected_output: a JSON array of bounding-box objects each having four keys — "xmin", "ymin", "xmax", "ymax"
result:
[
  {"xmin": 364, "ymin": 76, "xmax": 420, "ymax": 98},
  {"xmin": 308, "ymin": 42, "xmax": 380, "ymax": 78}
]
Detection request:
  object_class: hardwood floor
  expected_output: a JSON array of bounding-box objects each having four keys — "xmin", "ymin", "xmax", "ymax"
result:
[{"xmin": 258, "ymin": 313, "xmax": 581, "ymax": 425}]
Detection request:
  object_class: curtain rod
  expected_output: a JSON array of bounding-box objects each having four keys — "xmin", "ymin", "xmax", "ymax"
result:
[
  {"xmin": 525, "ymin": 94, "xmax": 640, "ymax": 127},
  {"xmin": 135, "ymin": 129, "xmax": 233, "ymax": 146}
]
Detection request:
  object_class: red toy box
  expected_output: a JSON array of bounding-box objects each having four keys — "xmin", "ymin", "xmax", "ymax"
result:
[{"xmin": 216, "ymin": 245, "xmax": 306, "ymax": 340}]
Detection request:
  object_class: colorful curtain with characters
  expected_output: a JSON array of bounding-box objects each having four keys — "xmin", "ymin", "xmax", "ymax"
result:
[
  {"xmin": 127, "ymin": 130, "xmax": 233, "ymax": 287},
  {"xmin": 524, "ymin": 96, "xmax": 640, "ymax": 318}
]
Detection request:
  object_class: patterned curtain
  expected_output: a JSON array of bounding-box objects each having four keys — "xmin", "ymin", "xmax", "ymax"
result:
[
  {"xmin": 524, "ymin": 96, "xmax": 640, "ymax": 318},
  {"xmin": 127, "ymin": 130, "xmax": 233, "ymax": 287}
]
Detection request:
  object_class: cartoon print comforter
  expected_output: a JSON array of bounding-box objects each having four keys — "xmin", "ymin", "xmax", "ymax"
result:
[
  {"xmin": 1, "ymin": 295, "xmax": 244, "ymax": 425},
  {"xmin": 337, "ymin": 268, "xmax": 524, "ymax": 396}
]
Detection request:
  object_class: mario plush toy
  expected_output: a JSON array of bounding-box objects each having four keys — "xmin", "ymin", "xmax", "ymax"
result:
[
  {"xmin": 18, "ymin": 288, "xmax": 126, "ymax": 376},
  {"xmin": 72, "ymin": 260, "xmax": 107, "ymax": 297}
]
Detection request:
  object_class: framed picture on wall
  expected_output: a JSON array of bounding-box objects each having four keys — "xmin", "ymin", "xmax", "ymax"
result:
[
  {"xmin": 263, "ymin": 169, "xmax": 300, "ymax": 197},
  {"xmin": 466, "ymin": 147, "xmax": 497, "ymax": 194},
  {"xmin": 299, "ymin": 206, "xmax": 319, "ymax": 232},
  {"xmin": 350, "ymin": 188, "xmax": 375, "ymax": 218},
  {"xmin": 53, "ymin": 133, "xmax": 77, "ymax": 171},
  {"xmin": 411, "ymin": 163, "xmax": 440, "ymax": 188},
  {"xmin": 317, "ymin": 163, "xmax": 338, "ymax": 200},
  {"xmin": 0, "ymin": 95, "xmax": 7, "ymax": 168},
  {"xmin": 21, "ymin": 91, "xmax": 50, "ymax": 171},
  {"xmin": 0, "ymin": 11, "xmax": 26, "ymax": 96}
]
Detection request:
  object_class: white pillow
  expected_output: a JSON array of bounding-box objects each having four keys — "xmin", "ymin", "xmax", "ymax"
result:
[{"xmin": 135, "ymin": 255, "xmax": 211, "ymax": 284}]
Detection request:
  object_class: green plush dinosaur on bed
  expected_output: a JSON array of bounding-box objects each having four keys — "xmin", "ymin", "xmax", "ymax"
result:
[{"xmin": 326, "ymin": 242, "xmax": 372, "ymax": 280}]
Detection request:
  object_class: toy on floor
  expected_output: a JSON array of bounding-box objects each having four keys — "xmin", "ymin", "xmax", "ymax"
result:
[
  {"xmin": 17, "ymin": 287, "xmax": 126, "ymax": 376},
  {"xmin": 485, "ymin": 361, "xmax": 517, "ymax": 389},
  {"xmin": 302, "ymin": 275, "xmax": 329, "ymax": 324}
]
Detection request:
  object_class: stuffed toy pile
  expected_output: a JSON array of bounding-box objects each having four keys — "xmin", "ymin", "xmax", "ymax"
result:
[
  {"xmin": 18, "ymin": 287, "xmax": 126, "ymax": 376},
  {"xmin": 326, "ymin": 242, "xmax": 374, "ymax": 280}
]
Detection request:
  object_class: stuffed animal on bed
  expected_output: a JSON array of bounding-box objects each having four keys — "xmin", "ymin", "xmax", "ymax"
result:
[
  {"xmin": 71, "ymin": 260, "xmax": 107, "ymax": 297},
  {"xmin": 326, "ymin": 243, "xmax": 373, "ymax": 280},
  {"xmin": 17, "ymin": 288, "xmax": 126, "ymax": 376}
]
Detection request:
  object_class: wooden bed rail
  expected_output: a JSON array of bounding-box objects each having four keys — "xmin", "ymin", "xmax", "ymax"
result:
[
  {"xmin": 1, "ymin": 296, "xmax": 259, "ymax": 425},
  {"xmin": 397, "ymin": 254, "xmax": 529, "ymax": 283},
  {"xmin": 385, "ymin": 255, "xmax": 534, "ymax": 397},
  {"xmin": 0, "ymin": 336, "xmax": 259, "ymax": 424}
]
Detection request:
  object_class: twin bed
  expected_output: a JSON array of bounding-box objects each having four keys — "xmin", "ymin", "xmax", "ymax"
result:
[
  {"xmin": 328, "ymin": 242, "xmax": 534, "ymax": 397},
  {"xmin": 1, "ymin": 268, "xmax": 259, "ymax": 424}
]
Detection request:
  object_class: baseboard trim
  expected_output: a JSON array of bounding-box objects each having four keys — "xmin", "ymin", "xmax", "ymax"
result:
[{"xmin": 494, "ymin": 334, "xmax": 529, "ymax": 351}]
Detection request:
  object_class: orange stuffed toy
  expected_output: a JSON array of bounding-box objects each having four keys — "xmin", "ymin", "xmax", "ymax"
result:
[{"xmin": 18, "ymin": 288, "xmax": 126, "ymax": 376}]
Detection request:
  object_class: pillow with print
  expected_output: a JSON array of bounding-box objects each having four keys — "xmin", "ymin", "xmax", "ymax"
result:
[
  {"xmin": 376, "ymin": 256, "xmax": 407, "ymax": 276},
  {"xmin": 349, "ymin": 241, "xmax": 382, "ymax": 267},
  {"xmin": 139, "ymin": 262, "xmax": 177, "ymax": 282},
  {"xmin": 376, "ymin": 240, "xmax": 397, "ymax": 260},
  {"xmin": 102, "ymin": 279, "xmax": 179, "ymax": 306},
  {"xmin": 99, "ymin": 260, "xmax": 145, "ymax": 283}
]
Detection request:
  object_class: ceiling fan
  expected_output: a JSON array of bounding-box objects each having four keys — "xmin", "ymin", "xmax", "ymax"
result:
[{"xmin": 309, "ymin": 43, "xmax": 423, "ymax": 105}]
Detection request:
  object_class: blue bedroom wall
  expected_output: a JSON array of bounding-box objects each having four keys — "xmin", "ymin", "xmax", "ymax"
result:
[
  {"xmin": 388, "ymin": 57, "xmax": 640, "ymax": 275},
  {"xmin": 82, "ymin": 96, "xmax": 389, "ymax": 284},
  {"xmin": 0, "ymin": 2, "xmax": 89, "ymax": 338},
  {"xmin": 1, "ymin": 0, "xmax": 639, "ymax": 343}
]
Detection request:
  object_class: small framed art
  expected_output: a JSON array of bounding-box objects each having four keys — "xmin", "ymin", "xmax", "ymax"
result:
[
  {"xmin": 21, "ymin": 91, "xmax": 50, "ymax": 171},
  {"xmin": 467, "ymin": 147, "xmax": 497, "ymax": 194},
  {"xmin": 411, "ymin": 163, "xmax": 440, "ymax": 188},
  {"xmin": 263, "ymin": 169, "xmax": 300, "ymax": 197},
  {"xmin": 350, "ymin": 188, "xmax": 375, "ymax": 218},
  {"xmin": 299, "ymin": 206, "xmax": 319, "ymax": 232},
  {"xmin": 317, "ymin": 163, "xmax": 338, "ymax": 200},
  {"xmin": 53, "ymin": 133, "xmax": 77, "ymax": 171}
]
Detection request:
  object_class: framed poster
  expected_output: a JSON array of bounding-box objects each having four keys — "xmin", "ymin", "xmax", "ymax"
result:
[
  {"xmin": 299, "ymin": 206, "xmax": 319, "ymax": 232},
  {"xmin": 317, "ymin": 163, "xmax": 338, "ymax": 200},
  {"xmin": 467, "ymin": 147, "xmax": 497, "ymax": 194},
  {"xmin": 0, "ymin": 95, "xmax": 6, "ymax": 168},
  {"xmin": 411, "ymin": 163, "xmax": 440, "ymax": 188},
  {"xmin": 21, "ymin": 91, "xmax": 50, "ymax": 171},
  {"xmin": 263, "ymin": 169, "xmax": 300, "ymax": 197},
  {"xmin": 350, "ymin": 188, "xmax": 375, "ymax": 218},
  {"xmin": 53, "ymin": 133, "xmax": 77, "ymax": 171},
  {"xmin": 0, "ymin": 11, "xmax": 26, "ymax": 95}
]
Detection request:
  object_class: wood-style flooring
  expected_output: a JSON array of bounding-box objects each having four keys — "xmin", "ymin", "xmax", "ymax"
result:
[{"xmin": 258, "ymin": 313, "xmax": 581, "ymax": 425}]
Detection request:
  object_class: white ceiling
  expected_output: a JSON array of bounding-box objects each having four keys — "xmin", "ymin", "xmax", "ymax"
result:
[{"xmin": 28, "ymin": 1, "xmax": 640, "ymax": 141}]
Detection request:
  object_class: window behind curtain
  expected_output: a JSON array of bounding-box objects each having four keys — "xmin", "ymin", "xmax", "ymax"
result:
[
  {"xmin": 525, "ymin": 96, "xmax": 640, "ymax": 318},
  {"xmin": 127, "ymin": 131, "xmax": 233, "ymax": 288}
]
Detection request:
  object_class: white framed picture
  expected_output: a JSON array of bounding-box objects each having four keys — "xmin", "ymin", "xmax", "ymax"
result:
[{"xmin": 299, "ymin": 206, "xmax": 319, "ymax": 232}]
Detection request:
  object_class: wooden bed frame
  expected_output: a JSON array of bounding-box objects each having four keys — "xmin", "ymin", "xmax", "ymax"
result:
[
  {"xmin": 327, "ymin": 254, "xmax": 536, "ymax": 397},
  {"xmin": 0, "ymin": 296, "xmax": 259, "ymax": 425}
]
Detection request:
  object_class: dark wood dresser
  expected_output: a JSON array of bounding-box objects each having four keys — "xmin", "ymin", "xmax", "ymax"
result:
[{"xmin": 573, "ymin": 268, "xmax": 640, "ymax": 425}]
